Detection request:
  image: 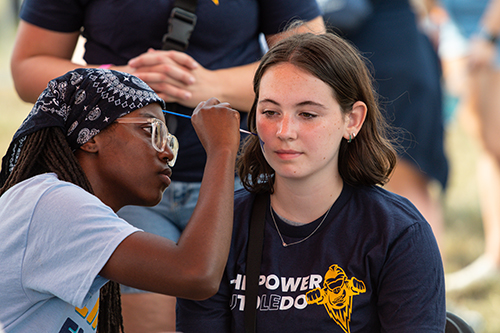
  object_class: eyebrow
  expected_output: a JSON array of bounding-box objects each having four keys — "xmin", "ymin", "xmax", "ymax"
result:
[
  {"xmin": 136, "ymin": 111, "xmax": 165, "ymax": 122},
  {"xmin": 258, "ymin": 98, "xmax": 326, "ymax": 109},
  {"xmin": 137, "ymin": 112, "xmax": 159, "ymax": 118}
]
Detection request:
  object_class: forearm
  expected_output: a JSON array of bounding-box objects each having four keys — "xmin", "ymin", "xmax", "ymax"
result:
[
  {"xmin": 10, "ymin": 21, "xmax": 131, "ymax": 103},
  {"xmin": 175, "ymin": 148, "xmax": 237, "ymax": 298},
  {"xmin": 479, "ymin": 0, "xmax": 500, "ymax": 40},
  {"xmin": 212, "ymin": 62, "xmax": 259, "ymax": 112},
  {"xmin": 11, "ymin": 56, "xmax": 88, "ymax": 103},
  {"xmin": 11, "ymin": 56, "xmax": 133, "ymax": 103},
  {"xmin": 100, "ymin": 149, "xmax": 237, "ymax": 299}
]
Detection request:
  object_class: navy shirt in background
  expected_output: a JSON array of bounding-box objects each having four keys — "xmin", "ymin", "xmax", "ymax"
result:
[{"xmin": 20, "ymin": 0, "xmax": 321, "ymax": 182}]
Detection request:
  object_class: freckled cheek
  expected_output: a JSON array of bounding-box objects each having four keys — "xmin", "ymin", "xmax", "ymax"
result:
[
  {"xmin": 312, "ymin": 128, "xmax": 336, "ymax": 161},
  {"xmin": 256, "ymin": 119, "xmax": 274, "ymax": 141}
]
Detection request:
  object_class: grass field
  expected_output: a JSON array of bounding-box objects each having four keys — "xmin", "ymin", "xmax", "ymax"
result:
[{"xmin": 1, "ymin": 1, "xmax": 499, "ymax": 331}]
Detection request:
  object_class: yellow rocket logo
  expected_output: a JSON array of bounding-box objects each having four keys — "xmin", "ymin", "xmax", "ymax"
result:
[
  {"xmin": 212, "ymin": 0, "xmax": 219, "ymax": 4},
  {"xmin": 306, "ymin": 264, "xmax": 366, "ymax": 333}
]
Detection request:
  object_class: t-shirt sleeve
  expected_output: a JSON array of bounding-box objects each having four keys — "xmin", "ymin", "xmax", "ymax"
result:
[
  {"xmin": 377, "ymin": 221, "xmax": 446, "ymax": 332},
  {"xmin": 20, "ymin": 0, "xmax": 85, "ymax": 32},
  {"xmin": 259, "ymin": 0, "xmax": 322, "ymax": 35},
  {"xmin": 21, "ymin": 182, "xmax": 141, "ymax": 308}
]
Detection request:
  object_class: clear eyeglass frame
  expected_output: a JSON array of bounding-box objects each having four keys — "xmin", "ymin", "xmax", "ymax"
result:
[{"xmin": 115, "ymin": 117, "xmax": 179, "ymax": 167}]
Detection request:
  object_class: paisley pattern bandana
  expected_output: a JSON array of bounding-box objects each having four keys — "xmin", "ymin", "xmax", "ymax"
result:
[{"xmin": 1, "ymin": 68, "xmax": 166, "ymax": 184}]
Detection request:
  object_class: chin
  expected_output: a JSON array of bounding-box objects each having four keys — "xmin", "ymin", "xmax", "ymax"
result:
[
  {"xmin": 135, "ymin": 194, "xmax": 163, "ymax": 207},
  {"xmin": 147, "ymin": 196, "xmax": 163, "ymax": 207},
  {"xmin": 152, "ymin": 191, "xmax": 165, "ymax": 205}
]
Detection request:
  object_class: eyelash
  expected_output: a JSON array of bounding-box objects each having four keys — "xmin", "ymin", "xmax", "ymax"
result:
[
  {"xmin": 142, "ymin": 125, "xmax": 153, "ymax": 135},
  {"xmin": 261, "ymin": 110, "xmax": 277, "ymax": 117},
  {"xmin": 300, "ymin": 112, "xmax": 317, "ymax": 119},
  {"xmin": 261, "ymin": 110, "xmax": 317, "ymax": 119}
]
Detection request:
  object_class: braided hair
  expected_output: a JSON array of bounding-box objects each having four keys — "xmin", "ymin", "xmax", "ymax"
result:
[
  {"xmin": 0, "ymin": 127, "xmax": 123, "ymax": 333},
  {"xmin": 0, "ymin": 127, "xmax": 124, "ymax": 333}
]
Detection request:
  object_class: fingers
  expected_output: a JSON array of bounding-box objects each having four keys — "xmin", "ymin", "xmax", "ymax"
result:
[
  {"xmin": 199, "ymin": 97, "xmax": 231, "ymax": 108},
  {"xmin": 128, "ymin": 50, "xmax": 199, "ymax": 103},
  {"xmin": 141, "ymin": 79, "xmax": 192, "ymax": 101},
  {"xmin": 133, "ymin": 63, "xmax": 195, "ymax": 87},
  {"xmin": 128, "ymin": 49, "xmax": 198, "ymax": 70},
  {"xmin": 167, "ymin": 50, "xmax": 199, "ymax": 70},
  {"xmin": 129, "ymin": 50, "xmax": 197, "ymax": 87},
  {"xmin": 191, "ymin": 98, "xmax": 241, "ymax": 155}
]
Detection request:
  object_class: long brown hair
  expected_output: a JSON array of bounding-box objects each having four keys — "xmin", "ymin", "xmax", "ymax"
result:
[
  {"xmin": 237, "ymin": 32, "xmax": 397, "ymax": 193},
  {"xmin": 0, "ymin": 127, "xmax": 124, "ymax": 333}
]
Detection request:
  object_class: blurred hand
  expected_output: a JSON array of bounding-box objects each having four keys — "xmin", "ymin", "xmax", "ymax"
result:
[
  {"xmin": 129, "ymin": 49, "xmax": 221, "ymax": 108},
  {"xmin": 190, "ymin": 98, "xmax": 241, "ymax": 156},
  {"xmin": 468, "ymin": 36, "xmax": 497, "ymax": 71}
]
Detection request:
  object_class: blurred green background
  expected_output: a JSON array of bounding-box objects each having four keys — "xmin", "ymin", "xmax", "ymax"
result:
[{"xmin": 1, "ymin": 0, "xmax": 499, "ymax": 331}]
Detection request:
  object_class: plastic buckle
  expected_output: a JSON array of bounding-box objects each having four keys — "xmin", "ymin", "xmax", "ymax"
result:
[{"xmin": 162, "ymin": 7, "xmax": 197, "ymax": 51}]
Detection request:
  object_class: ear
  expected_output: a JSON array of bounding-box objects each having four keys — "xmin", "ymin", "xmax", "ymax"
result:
[
  {"xmin": 78, "ymin": 137, "xmax": 99, "ymax": 153},
  {"xmin": 344, "ymin": 101, "xmax": 367, "ymax": 141}
]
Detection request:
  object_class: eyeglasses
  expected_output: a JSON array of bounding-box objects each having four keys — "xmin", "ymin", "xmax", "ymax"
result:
[{"xmin": 115, "ymin": 117, "xmax": 179, "ymax": 167}]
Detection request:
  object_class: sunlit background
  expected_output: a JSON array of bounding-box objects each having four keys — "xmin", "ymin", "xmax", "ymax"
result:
[{"xmin": 0, "ymin": 0, "xmax": 31, "ymax": 154}]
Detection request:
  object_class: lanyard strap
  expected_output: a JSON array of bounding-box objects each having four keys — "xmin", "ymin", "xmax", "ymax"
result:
[{"xmin": 244, "ymin": 193, "xmax": 267, "ymax": 332}]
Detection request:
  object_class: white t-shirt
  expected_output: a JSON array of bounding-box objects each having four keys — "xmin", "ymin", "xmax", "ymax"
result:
[{"xmin": 0, "ymin": 173, "xmax": 141, "ymax": 332}]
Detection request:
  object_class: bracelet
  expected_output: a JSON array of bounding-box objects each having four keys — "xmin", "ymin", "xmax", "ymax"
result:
[
  {"xmin": 478, "ymin": 27, "xmax": 498, "ymax": 44},
  {"xmin": 99, "ymin": 64, "xmax": 113, "ymax": 69}
]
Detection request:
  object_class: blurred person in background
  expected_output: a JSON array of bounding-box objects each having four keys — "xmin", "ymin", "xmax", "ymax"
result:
[
  {"xmin": 318, "ymin": 0, "xmax": 449, "ymax": 252},
  {"xmin": 438, "ymin": 0, "xmax": 500, "ymax": 292}
]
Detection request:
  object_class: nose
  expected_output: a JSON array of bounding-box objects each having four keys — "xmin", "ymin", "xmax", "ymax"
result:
[
  {"xmin": 276, "ymin": 115, "xmax": 297, "ymax": 140},
  {"xmin": 159, "ymin": 146, "xmax": 175, "ymax": 167}
]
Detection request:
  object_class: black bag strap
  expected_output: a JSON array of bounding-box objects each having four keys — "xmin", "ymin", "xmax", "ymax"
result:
[
  {"xmin": 162, "ymin": 0, "xmax": 198, "ymax": 51},
  {"xmin": 244, "ymin": 193, "xmax": 267, "ymax": 333}
]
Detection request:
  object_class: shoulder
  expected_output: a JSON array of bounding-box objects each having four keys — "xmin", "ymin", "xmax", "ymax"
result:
[
  {"xmin": 346, "ymin": 185, "xmax": 431, "ymax": 238},
  {"xmin": 34, "ymin": 173, "xmax": 102, "ymax": 207},
  {"xmin": 2, "ymin": 173, "xmax": 85, "ymax": 203},
  {"xmin": 233, "ymin": 188, "xmax": 255, "ymax": 222},
  {"xmin": 233, "ymin": 189, "xmax": 271, "ymax": 214},
  {"xmin": 6, "ymin": 173, "xmax": 117, "ymax": 224},
  {"xmin": 233, "ymin": 189, "xmax": 269, "ymax": 232},
  {"xmin": 234, "ymin": 188, "xmax": 254, "ymax": 209},
  {"xmin": 352, "ymin": 185, "xmax": 424, "ymax": 220}
]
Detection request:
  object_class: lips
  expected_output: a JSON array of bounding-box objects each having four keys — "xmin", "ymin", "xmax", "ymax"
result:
[
  {"xmin": 159, "ymin": 167, "xmax": 172, "ymax": 187},
  {"xmin": 275, "ymin": 149, "xmax": 302, "ymax": 160},
  {"xmin": 160, "ymin": 167, "xmax": 172, "ymax": 178}
]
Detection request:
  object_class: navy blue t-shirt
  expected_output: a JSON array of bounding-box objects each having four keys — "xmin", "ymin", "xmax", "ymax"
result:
[
  {"xmin": 20, "ymin": 0, "xmax": 321, "ymax": 182},
  {"xmin": 177, "ymin": 184, "xmax": 446, "ymax": 332}
]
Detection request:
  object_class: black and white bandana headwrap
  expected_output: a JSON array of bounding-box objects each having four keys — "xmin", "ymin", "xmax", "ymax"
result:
[{"xmin": 0, "ymin": 68, "xmax": 166, "ymax": 186}]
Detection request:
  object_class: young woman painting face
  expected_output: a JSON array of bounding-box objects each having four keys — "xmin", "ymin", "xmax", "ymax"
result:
[{"xmin": 256, "ymin": 62, "xmax": 366, "ymax": 184}]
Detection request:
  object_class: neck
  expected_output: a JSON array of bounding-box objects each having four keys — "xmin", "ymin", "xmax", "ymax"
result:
[
  {"xmin": 271, "ymin": 174, "xmax": 343, "ymax": 224},
  {"xmin": 76, "ymin": 151, "xmax": 122, "ymax": 212}
]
